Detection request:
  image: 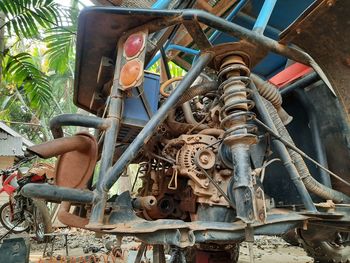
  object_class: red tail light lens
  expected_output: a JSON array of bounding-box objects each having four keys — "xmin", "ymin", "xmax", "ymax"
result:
[
  {"xmin": 124, "ymin": 33, "xmax": 144, "ymax": 58},
  {"xmin": 120, "ymin": 59, "xmax": 143, "ymax": 88}
]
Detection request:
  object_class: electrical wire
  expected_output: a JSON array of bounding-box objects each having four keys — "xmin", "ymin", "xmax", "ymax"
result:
[{"xmin": 255, "ymin": 118, "xmax": 350, "ymax": 188}]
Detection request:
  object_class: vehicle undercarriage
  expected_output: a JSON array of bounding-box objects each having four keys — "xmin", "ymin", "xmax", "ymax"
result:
[{"xmin": 19, "ymin": 0, "xmax": 350, "ymax": 262}]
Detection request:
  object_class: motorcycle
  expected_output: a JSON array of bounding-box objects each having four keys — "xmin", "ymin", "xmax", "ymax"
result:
[{"xmin": 0, "ymin": 158, "xmax": 53, "ymax": 242}]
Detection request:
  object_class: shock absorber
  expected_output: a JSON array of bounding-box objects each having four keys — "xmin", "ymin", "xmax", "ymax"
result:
[{"xmin": 219, "ymin": 54, "xmax": 258, "ymax": 223}]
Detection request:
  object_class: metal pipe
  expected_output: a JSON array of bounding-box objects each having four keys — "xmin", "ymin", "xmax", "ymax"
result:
[
  {"xmin": 103, "ymin": 52, "xmax": 214, "ymax": 191},
  {"xmin": 21, "ymin": 183, "xmax": 94, "ymax": 204},
  {"xmin": 152, "ymin": 0, "xmax": 173, "ymax": 9},
  {"xmin": 160, "ymin": 46, "xmax": 172, "ymax": 80},
  {"xmin": 91, "ymin": 78, "xmax": 124, "ymax": 225},
  {"xmin": 182, "ymin": 101, "xmax": 199, "ymax": 126},
  {"xmin": 176, "ymin": 81, "xmax": 218, "ymax": 106},
  {"xmin": 280, "ymin": 72, "xmax": 319, "ymax": 96},
  {"xmin": 253, "ymin": 82, "xmax": 350, "ymax": 203},
  {"xmin": 49, "ymin": 114, "xmax": 108, "ymax": 139},
  {"xmin": 147, "ymin": 44, "xmax": 199, "ymax": 69},
  {"xmin": 294, "ymin": 89, "xmax": 332, "ymax": 187},
  {"xmin": 181, "ymin": 10, "xmax": 324, "ymax": 73},
  {"xmin": 253, "ymin": 0, "xmax": 278, "ymax": 35},
  {"xmin": 250, "ymin": 82, "xmax": 317, "ymax": 212},
  {"xmin": 209, "ymin": 0, "xmax": 249, "ymax": 42}
]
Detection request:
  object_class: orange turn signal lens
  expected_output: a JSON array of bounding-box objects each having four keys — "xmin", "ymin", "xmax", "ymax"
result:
[
  {"xmin": 120, "ymin": 60, "xmax": 143, "ymax": 88},
  {"xmin": 124, "ymin": 33, "xmax": 144, "ymax": 58}
]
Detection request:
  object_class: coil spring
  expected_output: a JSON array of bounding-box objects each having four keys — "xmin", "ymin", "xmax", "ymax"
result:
[{"xmin": 218, "ymin": 63, "xmax": 257, "ymax": 146}]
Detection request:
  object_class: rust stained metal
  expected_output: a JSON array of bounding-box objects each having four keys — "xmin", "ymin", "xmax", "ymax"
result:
[
  {"xmin": 99, "ymin": 209, "xmax": 310, "ymax": 233},
  {"xmin": 57, "ymin": 201, "xmax": 89, "ymax": 229},
  {"xmin": 55, "ymin": 133, "xmax": 98, "ymax": 189},
  {"xmin": 280, "ymin": 0, "xmax": 350, "ymax": 122},
  {"xmin": 28, "ymin": 133, "xmax": 98, "ymax": 189},
  {"xmin": 280, "ymin": 0, "xmax": 350, "ymax": 196}
]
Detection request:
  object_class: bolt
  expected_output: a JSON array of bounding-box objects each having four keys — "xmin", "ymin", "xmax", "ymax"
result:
[
  {"xmin": 200, "ymin": 155, "xmax": 209, "ymax": 164},
  {"xmin": 326, "ymin": 0, "xmax": 334, "ymax": 7},
  {"xmin": 259, "ymin": 212, "xmax": 265, "ymax": 221}
]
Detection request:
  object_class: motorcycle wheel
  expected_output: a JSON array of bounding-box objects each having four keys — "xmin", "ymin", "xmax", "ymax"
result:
[
  {"xmin": 31, "ymin": 199, "xmax": 53, "ymax": 243},
  {"xmin": 0, "ymin": 201, "xmax": 30, "ymax": 233}
]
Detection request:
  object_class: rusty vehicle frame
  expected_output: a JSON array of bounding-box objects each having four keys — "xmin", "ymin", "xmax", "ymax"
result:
[{"xmin": 20, "ymin": 0, "xmax": 350, "ymax": 261}]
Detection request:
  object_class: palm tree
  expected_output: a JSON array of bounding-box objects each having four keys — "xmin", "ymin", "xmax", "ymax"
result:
[{"xmin": 0, "ymin": 0, "xmax": 78, "ymax": 142}]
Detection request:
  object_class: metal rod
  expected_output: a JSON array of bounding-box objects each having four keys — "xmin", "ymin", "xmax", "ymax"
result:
[
  {"xmin": 21, "ymin": 184, "xmax": 94, "ymax": 204},
  {"xmin": 280, "ymin": 72, "xmax": 319, "ymax": 96},
  {"xmin": 253, "ymin": 0, "xmax": 278, "ymax": 35},
  {"xmin": 146, "ymin": 44, "xmax": 199, "ymax": 69},
  {"xmin": 102, "ymin": 52, "xmax": 214, "ymax": 191},
  {"xmin": 209, "ymin": 0, "xmax": 249, "ymax": 42},
  {"xmin": 147, "ymin": 0, "xmax": 249, "ymax": 69},
  {"xmin": 134, "ymin": 243, "xmax": 147, "ymax": 263},
  {"xmin": 152, "ymin": 0, "xmax": 172, "ymax": 9},
  {"xmin": 91, "ymin": 59, "xmax": 125, "ymax": 225},
  {"xmin": 49, "ymin": 114, "xmax": 108, "ymax": 139},
  {"xmin": 181, "ymin": 10, "xmax": 319, "ymax": 67},
  {"xmin": 254, "ymin": 118, "xmax": 350, "ymax": 188},
  {"xmin": 294, "ymin": 89, "xmax": 332, "ymax": 187},
  {"xmin": 250, "ymin": 82, "xmax": 317, "ymax": 212},
  {"xmin": 160, "ymin": 46, "xmax": 172, "ymax": 79}
]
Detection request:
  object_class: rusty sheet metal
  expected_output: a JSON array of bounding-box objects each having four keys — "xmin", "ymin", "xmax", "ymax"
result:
[
  {"xmin": 280, "ymin": 0, "xmax": 350, "ymax": 196},
  {"xmin": 57, "ymin": 201, "xmax": 89, "ymax": 228},
  {"xmin": 28, "ymin": 133, "xmax": 98, "ymax": 189},
  {"xmin": 280, "ymin": 0, "xmax": 350, "ymax": 122},
  {"xmin": 74, "ymin": 8, "xmax": 182, "ymax": 114},
  {"xmin": 101, "ymin": 209, "xmax": 310, "ymax": 233}
]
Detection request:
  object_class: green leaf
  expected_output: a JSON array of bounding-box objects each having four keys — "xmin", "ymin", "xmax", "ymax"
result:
[
  {"xmin": 44, "ymin": 27, "xmax": 76, "ymax": 73},
  {"xmin": 0, "ymin": 0, "xmax": 67, "ymax": 38},
  {"xmin": 3, "ymin": 52, "xmax": 53, "ymax": 112}
]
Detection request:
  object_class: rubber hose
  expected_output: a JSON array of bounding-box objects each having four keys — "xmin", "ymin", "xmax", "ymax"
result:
[
  {"xmin": 263, "ymin": 98, "xmax": 350, "ymax": 203},
  {"xmin": 176, "ymin": 81, "xmax": 218, "ymax": 106},
  {"xmin": 252, "ymin": 74, "xmax": 293, "ymax": 125}
]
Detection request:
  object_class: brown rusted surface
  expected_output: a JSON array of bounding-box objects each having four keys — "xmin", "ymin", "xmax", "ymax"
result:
[
  {"xmin": 57, "ymin": 201, "xmax": 89, "ymax": 228},
  {"xmin": 169, "ymin": 0, "xmax": 238, "ymax": 60},
  {"xmin": 280, "ymin": 0, "xmax": 350, "ymax": 122},
  {"xmin": 55, "ymin": 133, "xmax": 98, "ymax": 189},
  {"xmin": 207, "ymin": 41, "xmax": 267, "ymax": 72},
  {"xmin": 100, "ymin": 209, "xmax": 310, "ymax": 233},
  {"xmin": 28, "ymin": 133, "xmax": 98, "ymax": 189},
  {"xmin": 280, "ymin": 0, "xmax": 350, "ymax": 196}
]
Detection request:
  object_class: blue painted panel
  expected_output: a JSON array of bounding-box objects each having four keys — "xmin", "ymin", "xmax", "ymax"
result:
[
  {"xmin": 250, "ymin": 0, "xmax": 315, "ymax": 31},
  {"xmin": 122, "ymin": 72, "xmax": 160, "ymax": 127},
  {"xmin": 210, "ymin": 0, "xmax": 315, "ymax": 77}
]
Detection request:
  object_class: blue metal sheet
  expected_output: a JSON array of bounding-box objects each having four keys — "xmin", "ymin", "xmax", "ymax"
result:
[
  {"xmin": 210, "ymin": 0, "xmax": 316, "ymax": 77},
  {"xmin": 122, "ymin": 72, "xmax": 160, "ymax": 128}
]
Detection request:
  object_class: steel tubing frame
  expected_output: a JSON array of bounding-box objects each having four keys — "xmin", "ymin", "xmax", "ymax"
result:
[
  {"xmin": 88, "ymin": 52, "xmax": 214, "ymax": 226},
  {"xmin": 250, "ymin": 81, "xmax": 317, "ymax": 212},
  {"xmin": 22, "ymin": 7, "xmax": 332, "ymax": 229}
]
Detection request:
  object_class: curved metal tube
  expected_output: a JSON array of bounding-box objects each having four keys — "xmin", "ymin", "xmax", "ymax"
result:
[{"xmin": 50, "ymin": 114, "xmax": 109, "ymax": 138}]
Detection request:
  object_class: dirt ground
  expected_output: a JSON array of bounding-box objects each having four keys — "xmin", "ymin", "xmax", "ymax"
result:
[{"xmin": 1, "ymin": 227, "xmax": 313, "ymax": 262}]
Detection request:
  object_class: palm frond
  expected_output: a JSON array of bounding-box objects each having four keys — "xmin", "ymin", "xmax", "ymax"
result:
[
  {"xmin": 3, "ymin": 52, "xmax": 53, "ymax": 111},
  {"xmin": 0, "ymin": 0, "xmax": 63, "ymax": 38},
  {"xmin": 44, "ymin": 27, "xmax": 76, "ymax": 73}
]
